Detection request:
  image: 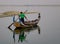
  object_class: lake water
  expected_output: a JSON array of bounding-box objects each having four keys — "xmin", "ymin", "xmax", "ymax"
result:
[{"xmin": 0, "ymin": 5, "xmax": 60, "ymax": 44}]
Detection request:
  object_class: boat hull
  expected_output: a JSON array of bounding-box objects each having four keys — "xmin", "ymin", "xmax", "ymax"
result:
[{"xmin": 14, "ymin": 22, "xmax": 37, "ymax": 28}]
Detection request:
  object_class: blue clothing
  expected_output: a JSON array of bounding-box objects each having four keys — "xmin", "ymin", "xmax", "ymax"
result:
[{"xmin": 13, "ymin": 15, "xmax": 15, "ymax": 22}]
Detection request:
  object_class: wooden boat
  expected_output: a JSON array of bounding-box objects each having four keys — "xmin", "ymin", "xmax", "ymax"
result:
[
  {"xmin": 8, "ymin": 13, "xmax": 40, "ymax": 28},
  {"xmin": 8, "ymin": 25, "xmax": 40, "ymax": 34},
  {"xmin": 15, "ymin": 13, "xmax": 40, "ymax": 27}
]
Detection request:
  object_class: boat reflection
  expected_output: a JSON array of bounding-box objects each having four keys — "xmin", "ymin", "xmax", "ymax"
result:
[{"xmin": 8, "ymin": 25, "xmax": 40, "ymax": 43}]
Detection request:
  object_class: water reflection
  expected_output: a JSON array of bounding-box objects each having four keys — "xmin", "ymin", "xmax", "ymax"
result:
[{"xmin": 8, "ymin": 25, "xmax": 40, "ymax": 43}]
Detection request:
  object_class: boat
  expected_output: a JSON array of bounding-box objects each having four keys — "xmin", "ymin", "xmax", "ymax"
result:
[
  {"xmin": 8, "ymin": 25, "xmax": 40, "ymax": 34},
  {"xmin": 8, "ymin": 13, "xmax": 40, "ymax": 28},
  {"xmin": 9, "ymin": 13, "xmax": 40, "ymax": 28}
]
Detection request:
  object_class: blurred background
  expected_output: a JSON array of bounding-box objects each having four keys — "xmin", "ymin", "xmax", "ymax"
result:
[{"xmin": 0, "ymin": 0, "xmax": 60, "ymax": 44}]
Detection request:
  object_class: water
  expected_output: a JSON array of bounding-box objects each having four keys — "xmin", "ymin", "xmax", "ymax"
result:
[{"xmin": 0, "ymin": 5, "xmax": 60, "ymax": 44}]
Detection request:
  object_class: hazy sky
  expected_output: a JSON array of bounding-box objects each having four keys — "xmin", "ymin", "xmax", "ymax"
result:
[{"xmin": 0, "ymin": 0, "xmax": 60, "ymax": 5}]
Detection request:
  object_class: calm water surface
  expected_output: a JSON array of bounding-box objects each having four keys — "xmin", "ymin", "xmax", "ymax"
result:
[{"xmin": 0, "ymin": 5, "xmax": 60, "ymax": 44}]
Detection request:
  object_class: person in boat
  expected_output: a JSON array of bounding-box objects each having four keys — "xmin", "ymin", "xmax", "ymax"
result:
[{"xmin": 18, "ymin": 12, "xmax": 28, "ymax": 25}]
